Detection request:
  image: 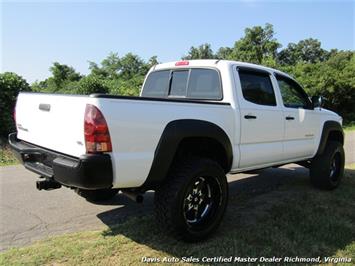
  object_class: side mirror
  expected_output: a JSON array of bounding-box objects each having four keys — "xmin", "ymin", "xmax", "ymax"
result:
[{"xmin": 311, "ymin": 95, "xmax": 323, "ymax": 109}]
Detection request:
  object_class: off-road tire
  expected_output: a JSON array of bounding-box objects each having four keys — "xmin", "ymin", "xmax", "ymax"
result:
[
  {"xmin": 154, "ymin": 157, "xmax": 228, "ymax": 242},
  {"xmin": 310, "ymin": 141, "xmax": 345, "ymax": 190},
  {"xmin": 76, "ymin": 188, "xmax": 119, "ymax": 202}
]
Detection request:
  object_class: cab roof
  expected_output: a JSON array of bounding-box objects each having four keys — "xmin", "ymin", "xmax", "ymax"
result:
[{"xmin": 153, "ymin": 59, "xmax": 293, "ymax": 79}]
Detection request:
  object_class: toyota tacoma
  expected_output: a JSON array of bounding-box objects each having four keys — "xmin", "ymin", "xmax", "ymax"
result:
[{"xmin": 9, "ymin": 60, "xmax": 345, "ymax": 241}]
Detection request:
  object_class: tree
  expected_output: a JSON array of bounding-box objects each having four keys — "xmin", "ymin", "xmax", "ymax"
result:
[
  {"xmin": 119, "ymin": 53, "xmax": 146, "ymax": 79},
  {"xmin": 88, "ymin": 52, "xmax": 121, "ymax": 79},
  {"xmin": 147, "ymin": 56, "xmax": 159, "ymax": 67},
  {"xmin": 86, "ymin": 52, "xmax": 156, "ymax": 96},
  {"xmin": 284, "ymin": 51, "xmax": 355, "ymax": 123},
  {"xmin": 277, "ymin": 43, "xmax": 298, "ymax": 66},
  {"xmin": 49, "ymin": 62, "xmax": 82, "ymax": 89},
  {"xmin": 88, "ymin": 61, "xmax": 109, "ymax": 78},
  {"xmin": 100, "ymin": 52, "xmax": 121, "ymax": 79},
  {"xmin": 88, "ymin": 52, "xmax": 149, "ymax": 81},
  {"xmin": 216, "ymin": 47, "xmax": 233, "ymax": 59},
  {"xmin": 229, "ymin": 23, "xmax": 281, "ymax": 63},
  {"xmin": 277, "ymin": 38, "xmax": 328, "ymax": 65},
  {"xmin": 182, "ymin": 43, "xmax": 215, "ymax": 60},
  {"xmin": 74, "ymin": 74, "xmax": 110, "ymax": 95},
  {"xmin": 108, "ymin": 75, "xmax": 144, "ymax": 96},
  {"xmin": 32, "ymin": 62, "xmax": 82, "ymax": 93},
  {"xmin": 0, "ymin": 72, "xmax": 30, "ymax": 137}
]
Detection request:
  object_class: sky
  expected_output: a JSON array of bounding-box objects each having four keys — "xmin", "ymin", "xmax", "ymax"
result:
[{"xmin": 1, "ymin": 0, "xmax": 354, "ymax": 83}]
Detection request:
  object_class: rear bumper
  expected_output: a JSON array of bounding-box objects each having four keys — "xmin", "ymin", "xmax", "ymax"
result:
[{"xmin": 8, "ymin": 132, "xmax": 113, "ymax": 190}]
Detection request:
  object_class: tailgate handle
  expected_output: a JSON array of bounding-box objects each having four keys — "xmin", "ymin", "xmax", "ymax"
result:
[{"xmin": 39, "ymin": 103, "xmax": 51, "ymax": 112}]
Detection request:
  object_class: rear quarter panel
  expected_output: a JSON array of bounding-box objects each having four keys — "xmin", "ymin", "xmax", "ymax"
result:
[{"xmin": 94, "ymin": 98, "xmax": 235, "ymax": 188}]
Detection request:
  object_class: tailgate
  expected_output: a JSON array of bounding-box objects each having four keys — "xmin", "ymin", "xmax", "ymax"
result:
[{"xmin": 15, "ymin": 93, "xmax": 89, "ymax": 157}]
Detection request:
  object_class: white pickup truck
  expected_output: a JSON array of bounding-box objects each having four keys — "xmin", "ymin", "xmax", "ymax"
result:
[{"xmin": 9, "ymin": 60, "xmax": 345, "ymax": 241}]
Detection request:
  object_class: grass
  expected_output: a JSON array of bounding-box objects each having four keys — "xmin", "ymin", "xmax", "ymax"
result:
[
  {"xmin": 1, "ymin": 165, "xmax": 355, "ymax": 266},
  {"xmin": 0, "ymin": 144, "xmax": 18, "ymax": 166},
  {"xmin": 343, "ymin": 122, "xmax": 355, "ymax": 132}
]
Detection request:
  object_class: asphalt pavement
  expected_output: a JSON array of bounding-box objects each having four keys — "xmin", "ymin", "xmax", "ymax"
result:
[
  {"xmin": 344, "ymin": 131, "xmax": 355, "ymax": 164},
  {"xmin": 0, "ymin": 163, "xmax": 310, "ymax": 251}
]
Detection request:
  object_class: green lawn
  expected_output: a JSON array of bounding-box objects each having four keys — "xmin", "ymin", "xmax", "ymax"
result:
[
  {"xmin": 0, "ymin": 144, "xmax": 18, "ymax": 166},
  {"xmin": 343, "ymin": 122, "xmax": 355, "ymax": 132},
  {"xmin": 1, "ymin": 165, "xmax": 354, "ymax": 266}
]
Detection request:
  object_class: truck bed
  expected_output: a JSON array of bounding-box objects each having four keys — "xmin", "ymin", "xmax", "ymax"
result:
[{"xmin": 15, "ymin": 92, "xmax": 235, "ymax": 188}]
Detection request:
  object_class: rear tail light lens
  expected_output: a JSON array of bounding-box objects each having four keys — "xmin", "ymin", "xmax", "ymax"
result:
[{"xmin": 84, "ymin": 104, "xmax": 112, "ymax": 153}]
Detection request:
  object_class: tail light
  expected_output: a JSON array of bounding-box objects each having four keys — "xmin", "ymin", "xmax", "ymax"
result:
[{"xmin": 84, "ymin": 104, "xmax": 112, "ymax": 153}]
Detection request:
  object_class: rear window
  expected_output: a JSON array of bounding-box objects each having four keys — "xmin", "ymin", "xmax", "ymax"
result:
[
  {"xmin": 140, "ymin": 70, "xmax": 170, "ymax": 97},
  {"xmin": 141, "ymin": 68, "xmax": 222, "ymax": 100},
  {"xmin": 170, "ymin": 70, "xmax": 189, "ymax": 97},
  {"xmin": 187, "ymin": 69, "xmax": 222, "ymax": 99}
]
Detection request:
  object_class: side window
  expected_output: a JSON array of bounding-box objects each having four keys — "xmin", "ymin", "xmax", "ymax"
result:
[
  {"xmin": 187, "ymin": 69, "xmax": 222, "ymax": 99},
  {"xmin": 141, "ymin": 70, "xmax": 170, "ymax": 97},
  {"xmin": 276, "ymin": 75, "xmax": 311, "ymax": 109},
  {"xmin": 169, "ymin": 70, "xmax": 189, "ymax": 97},
  {"xmin": 239, "ymin": 70, "xmax": 276, "ymax": 106}
]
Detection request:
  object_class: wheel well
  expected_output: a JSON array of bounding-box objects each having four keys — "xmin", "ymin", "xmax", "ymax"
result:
[
  {"xmin": 327, "ymin": 130, "xmax": 344, "ymax": 145},
  {"xmin": 174, "ymin": 137, "xmax": 229, "ymax": 173}
]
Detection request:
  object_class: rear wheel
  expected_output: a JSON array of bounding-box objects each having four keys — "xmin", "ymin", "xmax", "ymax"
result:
[
  {"xmin": 76, "ymin": 188, "xmax": 119, "ymax": 202},
  {"xmin": 154, "ymin": 158, "xmax": 228, "ymax": 242},
  {"xmin": 310, "ymin": 141, "xmax": 345, "ymax": 190}
]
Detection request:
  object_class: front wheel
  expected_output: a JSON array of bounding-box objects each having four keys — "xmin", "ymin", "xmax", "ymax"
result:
[
  {"xmin": 310, "ymin": 141, "xmax": 345, "ymax": 190},
  {"xmin": 154, "ymin": 158, "xmax": 228, "ymax": 242}
]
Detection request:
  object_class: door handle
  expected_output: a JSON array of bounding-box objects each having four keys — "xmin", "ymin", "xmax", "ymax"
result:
[
  {"xmin": 285, "ymin": 116, "xmax": 295, "ymax": 120},
  {"xmin": 39, "ymin": 103, "xmax": 51, "ymax": 112},
  {"xmin": 244, "ymin": 115, "xmax": 257, "ymax": 119}
]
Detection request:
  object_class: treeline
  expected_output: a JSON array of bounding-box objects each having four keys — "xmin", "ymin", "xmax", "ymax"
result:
[
  {"xmin": 31, "ymin": 54, "xmax": 159, "ymax": 96},
  {"xmin": 0, "ymin": 23, "xmax": 354, "ymax": 137}
]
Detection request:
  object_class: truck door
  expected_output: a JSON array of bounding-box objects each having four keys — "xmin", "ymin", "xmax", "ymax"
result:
[
  {"xmin": 235, "ymin": 67, "xmax": 284, "ymax": 168},
  {"xmin": 274, "ymin": 74, "xmax": 320, "ymax": 160}
]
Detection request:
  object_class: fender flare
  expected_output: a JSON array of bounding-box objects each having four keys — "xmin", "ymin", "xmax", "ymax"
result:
[
  {"xmin": 141, "ymin": 119, "xmax": 233, "ymax": 189},
  {"xmin": 316, "ymin": 121, "xmax": 344, "ymax": 156}
]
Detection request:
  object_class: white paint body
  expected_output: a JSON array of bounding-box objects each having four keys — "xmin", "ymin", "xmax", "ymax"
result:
[{"xmin": 15, "ymin": 60, "xmax": 342, "ymax": 188}]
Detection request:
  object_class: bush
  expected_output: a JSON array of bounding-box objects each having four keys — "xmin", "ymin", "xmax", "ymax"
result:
[
  {"xmin": 0, "ymin": 72, "xmax": 30, "ymax": 137},
  {"xmin": 74, "ymin": 75, "xmax": 110, "ymax": 95},
  {"xmin": 107, "ymin": 75, "xmax": 144, "ymax": 96}
]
